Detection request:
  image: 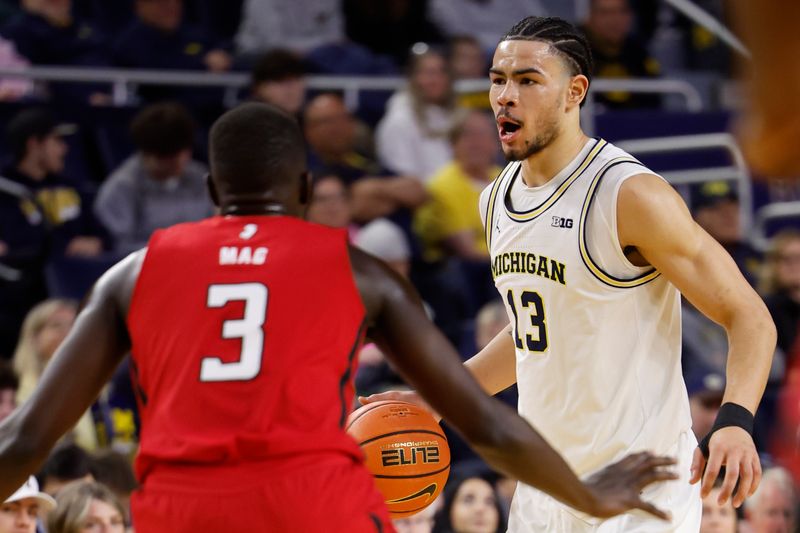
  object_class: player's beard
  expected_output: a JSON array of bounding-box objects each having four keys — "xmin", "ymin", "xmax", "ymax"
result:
[{"xmin": 502, "ymin": 112, "xmax": 561, "ymax": 162}]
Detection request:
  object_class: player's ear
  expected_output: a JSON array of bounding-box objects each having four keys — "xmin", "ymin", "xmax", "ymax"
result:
[
  {"xmin": 299, "ymin": 171, "xmax": 312, "ymax": 205},
  {"xmin": 567, "ymin": 74, "xmax": 589, "ymax": 109},
  {"xmin": 206, "ymin": 173, "xmax": 220, "ymax": 207}
]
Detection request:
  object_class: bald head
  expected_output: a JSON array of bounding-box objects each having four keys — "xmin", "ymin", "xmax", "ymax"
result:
[
  {"xmin": 302, "ymin": 93, "xmax": 356, "ymax": 159},
  {"xmin": 209, "ymin": 102, "xmax": 306, "ymax": 199}
]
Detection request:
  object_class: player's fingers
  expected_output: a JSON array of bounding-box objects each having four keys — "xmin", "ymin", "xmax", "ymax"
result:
[
  {"xmin": 716, "ymin": 455, "xmax": 741, "ymax": 505},
  {"xmin": 733, "ymin": 458, "xmax": 754, "ymax": 508},
  {"xmin": 701, "ymin": 450, "xmax": 723, "ymax": 498},
  {"xmin": 637, "ymin": 469, "xmax": 680, "ymax": 489},
  {"xmin": 639, "ymin": 455, "xmax": 677, "ymax": 471},
  {"xmin": 358, "ymin": 392, "xmax": 401, "ymax": 405},
  {"xmin": 689, "ymin": 447, "xmax": 705, "ymax": 485},
  {"xmin": 633, "ymin": 499, "xmax": 671, "ymax": 521},
  {"xmin": 749, "ymin": 456, "xmax": 763, "ymax": 497}
]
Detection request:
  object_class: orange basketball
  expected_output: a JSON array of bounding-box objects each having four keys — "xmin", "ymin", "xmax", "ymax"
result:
[{"xmin": 346, "ymin": 400, "xmax": 450, "ymax": 517}]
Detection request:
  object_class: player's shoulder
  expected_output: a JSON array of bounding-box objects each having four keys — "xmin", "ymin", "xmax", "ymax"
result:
[{"xmin": 592, "ymin": 139, "xmax": 658, "ymax": 183}]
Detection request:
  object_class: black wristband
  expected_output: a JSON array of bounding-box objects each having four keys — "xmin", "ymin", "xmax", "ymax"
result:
[{"xmin": 698, "ymin": 402, "xmax": 754, "ymax": 458}]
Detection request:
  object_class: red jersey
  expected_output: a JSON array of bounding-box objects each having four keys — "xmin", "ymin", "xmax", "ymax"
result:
[{"xmin": 127, "ymin": 215, "xmax": 366, "ymax": 482}]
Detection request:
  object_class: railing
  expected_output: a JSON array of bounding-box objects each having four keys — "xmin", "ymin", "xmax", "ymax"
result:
[
  {"xmin": 752, "ymin": 202, "xmax": 800, "ymax": 252},
  {"xmin": 616, "ymin": 133, "xmax": 753, "ymax": 239},
  {"xmin": 0, "ymin": 65, "xmax": 703, "ymax": 113}
]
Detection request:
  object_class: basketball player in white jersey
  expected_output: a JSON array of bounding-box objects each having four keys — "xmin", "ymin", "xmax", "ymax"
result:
[{"xmin": 365, "ymin": 16, "xmax": 776, "ymax": 532}]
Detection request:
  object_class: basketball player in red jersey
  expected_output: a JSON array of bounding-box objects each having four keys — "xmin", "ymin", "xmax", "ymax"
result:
[{"xmin": 0, "ymin": 103, "xmax": 678, "ymax": 532}]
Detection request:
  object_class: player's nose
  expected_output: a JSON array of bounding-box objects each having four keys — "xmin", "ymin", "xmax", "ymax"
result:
[{"xmin": 495, "ymin": 81, "xmax": 519, "ymax": 107}]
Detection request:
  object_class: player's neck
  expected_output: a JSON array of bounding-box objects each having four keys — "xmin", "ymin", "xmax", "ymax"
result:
[
  {"xmin": 220, "ymin": 199, "xmax": 300, "ymax": 217},
  {"xmin": 520, "ymin": 128, "xmax": 589, "ymax": 188}
]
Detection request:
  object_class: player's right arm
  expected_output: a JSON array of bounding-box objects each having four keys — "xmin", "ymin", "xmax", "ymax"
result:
[
  {"xmin": 0, "ymin": 251, "xmax": 141, "ymax": 500},
  {"xmin": 349, "ymin": 246, "xmax": 676, "ymax": 520}
]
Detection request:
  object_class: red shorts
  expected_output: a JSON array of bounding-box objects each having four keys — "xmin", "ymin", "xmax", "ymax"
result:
[{"xmin": 131, "ymin": 454, "xmax": 394, "ymax": 533}]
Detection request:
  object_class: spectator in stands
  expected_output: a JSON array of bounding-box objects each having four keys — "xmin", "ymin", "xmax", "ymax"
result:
[
  {"xmin": 690, "ymin": 180, "xmax": 762, "ymax": 286},
  {"xmin": 38, "ymin": 444, "xmax": 93, "ymax": 496},
  {"xmin": 0, "ymin": 361, "xmax": 17, "ymax": 423},
  {"xmin": 700, "ymin": 477, "xmax": 738, "ymax": 533},
  {"xmin": 304, "ymin": 93, "xmax": 427, "ymax": 223},
  {"xmin": 355, "ymin": 218, "xmax": 412, "ymax": 278},
  {"xmin": 0, "ymin": 476, "xmax": 55, "ymax": 533},
  {"xmin": 760, "ymin": 229, "xmax": 800, "ymax": 356},
  {"xmin": 393, "ymin": 500, "xmax": 438, "ymax": 533},
  {"xmin": 685, "ymin": 369, "xmax": 724, "ymax": 440},
  {"xmin": 432, "ymin": 473, "xmax": 505, "ymax": 533},
  {"xmin": 343, "ymin": 0, "xmax": 443, "ymax": 67},
  {"xmin": 414, "ymin": 110, "xmax": 498, "ymax": 263},
  {"xmin": 89, "ymin": 451, "xmax": 138, "ymax": 524},
  {"xmin": 47, "ymin": 481, "xmax": 125, "ymax": 533},
  {"xmin": 744, "ymin": 467, "xmax": 797, "ymax": 532},
  {"xmin": 0, "ymin": 36, "xmax": 33, "ymax": 101},
  {"xmin": 3, "ymin": 108, "xmax": 105, "ymax": 258},
  {"xmin": 94, "ymin": 103, "xmax": 213, "ymax": 255},
  {"xmin": 250, "ymin": 49, "xmax": 307, "ymax": 117},
  {"xmin": 448, "ymin": 35, "xmax": 490, "ymax": 110},
  {"xmin": 306, "ymin": 175, "xmax": 354, "ymax": 234},
  {"xmin": 376, "ymin": 48, "xmax": 459, "ymax": 183},
  {"xmin": 429, "ymin": 0, "xmax": 546, "ymax": 53},
  {"xmin": 113, "ymin": 0, "xmax": 232, "ymax": 106},
  {"xmin": 582, "ymin": 0, "xmax": 661, "ymax": 110},
  {"xmin": 12, "ymin": 299, "xmax": 99, "ymax": 450},
  {"xmin": 236, "ymin": 0, "xmax": 343, "ymax": 57},
  {"xmin": 114, "ymin": 0, "xmax": 232, "ymax": 72},
  {"xmin": 1, "ymin": 0, "xmax": 110, "ymax": 104}
]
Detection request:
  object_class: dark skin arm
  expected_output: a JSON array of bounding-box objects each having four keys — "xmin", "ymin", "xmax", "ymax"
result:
[
  {"xmin": 0, "ymin": 251, "xmax": 142, "ymax": 497},
  {"xmin": 349, "ymin": 245, "xmax": 676, "ymax": 520},
  {"xmin": 0, "ymin": 243, "xmax": 674, "ymax": 520}
]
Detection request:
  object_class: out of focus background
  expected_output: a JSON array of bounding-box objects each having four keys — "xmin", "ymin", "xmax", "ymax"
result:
[{"xmin": 0, "ymin": 1, "xmax": 798, "ymax": 532}]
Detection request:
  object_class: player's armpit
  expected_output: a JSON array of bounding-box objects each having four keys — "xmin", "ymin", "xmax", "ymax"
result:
[
  {"xmin": 0, "ymin": 251, "xmax": 141, "ymax": 501},
  {"xmin": 617, "ymin": 174, "xmax": 775, "ymax": 415}
]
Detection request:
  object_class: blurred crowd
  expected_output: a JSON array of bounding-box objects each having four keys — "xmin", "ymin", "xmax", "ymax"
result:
[{"xmin": 0, "ymin": 0, "xmax": 798, "ymax": 532}]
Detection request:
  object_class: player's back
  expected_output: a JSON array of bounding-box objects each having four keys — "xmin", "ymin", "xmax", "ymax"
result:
[{"xmin": 127, "ymin": 215, "xmax": 366, "ymax": 481}]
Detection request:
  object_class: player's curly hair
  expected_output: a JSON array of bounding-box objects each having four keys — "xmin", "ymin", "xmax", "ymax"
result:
[{"xmin": 501, "ymin": 16, "xmax": 594, "ymax": 87}]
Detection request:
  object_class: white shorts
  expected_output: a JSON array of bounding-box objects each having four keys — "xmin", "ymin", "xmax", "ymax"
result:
[{"xmin": 507, "ymin": 430, "xmax": 702, "ymax": 532}]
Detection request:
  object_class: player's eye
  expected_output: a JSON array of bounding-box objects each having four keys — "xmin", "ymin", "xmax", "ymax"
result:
[
  {"xmin": 490, "ymin": 77, "xmax": 505, "ymax": 85},
  {"xmin": 520, "ymin": 77, "xmax": 536, "ymax": 85}
]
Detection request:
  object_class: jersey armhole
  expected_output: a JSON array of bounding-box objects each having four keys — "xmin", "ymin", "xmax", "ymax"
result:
[{"xmin": 580, "ymin": 162, "xmax": 661, "ymax": 288}]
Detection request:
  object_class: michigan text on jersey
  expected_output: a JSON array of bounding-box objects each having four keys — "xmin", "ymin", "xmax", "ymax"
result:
[{"xmin": 491, "ymin": 251, "xmax": 566, "ymax": 285}]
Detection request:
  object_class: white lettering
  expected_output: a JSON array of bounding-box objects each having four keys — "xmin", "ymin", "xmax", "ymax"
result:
[
  {"xmin": 253, "ymin": 247, "xmax": 268, "ymax": 265},
  {"xmin": 219, "ymin": 247, "xmax": 238, "ymax": 265},
  {"xmin": 236, "ymin": 247, "xmax": 253, "ymax": 264}
]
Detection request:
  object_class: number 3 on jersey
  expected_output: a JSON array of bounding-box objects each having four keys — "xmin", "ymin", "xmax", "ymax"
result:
[
  {"xmin": 200, "ymin": 283, "xmax": 268, "ymax": 382},
  {"xmin": 506, "ymin": 289, "xmax": 548, "ymax": 353}
]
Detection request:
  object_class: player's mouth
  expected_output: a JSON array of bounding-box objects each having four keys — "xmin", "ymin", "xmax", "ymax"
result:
[{"xmin": 497, "ymin": 116, "xmax": 523, "ymax": 144}]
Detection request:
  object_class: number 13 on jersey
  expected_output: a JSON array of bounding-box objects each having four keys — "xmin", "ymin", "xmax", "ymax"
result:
[{"xmin": 506, "ymin": 289, "xmax": 549, "ymax": 353}]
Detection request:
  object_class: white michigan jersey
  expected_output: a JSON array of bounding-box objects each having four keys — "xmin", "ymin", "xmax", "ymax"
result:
[{"xmin": 480, "ymin": 138, "xmax": 700, "ymax": 531}]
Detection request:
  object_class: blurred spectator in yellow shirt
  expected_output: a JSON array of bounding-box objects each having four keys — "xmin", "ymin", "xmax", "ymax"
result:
[{"xmin": 414, "ymin": 110, "xmax": 499, "ymax": 262}]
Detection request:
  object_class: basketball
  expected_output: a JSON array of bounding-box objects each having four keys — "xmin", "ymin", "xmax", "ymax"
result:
[{"xmin": 346, "ymin": 400, "xmax": 450, "ymax": 516}]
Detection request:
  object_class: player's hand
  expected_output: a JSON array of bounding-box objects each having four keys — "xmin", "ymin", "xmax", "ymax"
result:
[
  {"xmin": 584, "ymin": 452, "xmax": 677, "ymax": 520},
  {"xmin": 358, "ymin": 390, "xmax": 440, "ymax": 421},
  {"xmin": 689, "ymin": 426, "xmax": 761, "ymax": 508}
]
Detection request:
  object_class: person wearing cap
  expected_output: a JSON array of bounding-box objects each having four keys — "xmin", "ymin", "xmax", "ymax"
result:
[
  {"xmin": 250, "ymin": 49, "xmax": 308, "ymax": 117},
  {"xmin": 690, "ymin": 180, "xmax": 762, "ymax": 286},
  {"xmin": 686, "ymin": 369, "xmax": 726, "ymax": 441},
  {"xmin": 2, "ymin": 108, "xmax": 105, "ymax": 259},
  {"xmin": 0, "ymin": 108, "xmax": 104, "ymax": 357},
  {"xmin": 0, "ymin": 476, "xmax": 55, "ymax": 533}
]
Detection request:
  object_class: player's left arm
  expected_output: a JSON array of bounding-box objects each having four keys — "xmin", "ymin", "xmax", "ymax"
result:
[
  {"xmin": 0, "ymin": 252, "xmax": 140, "ymax": 500},
  {"xmin": 617, "ymin": 174, "xmax": 776, "ymax": 508}
]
